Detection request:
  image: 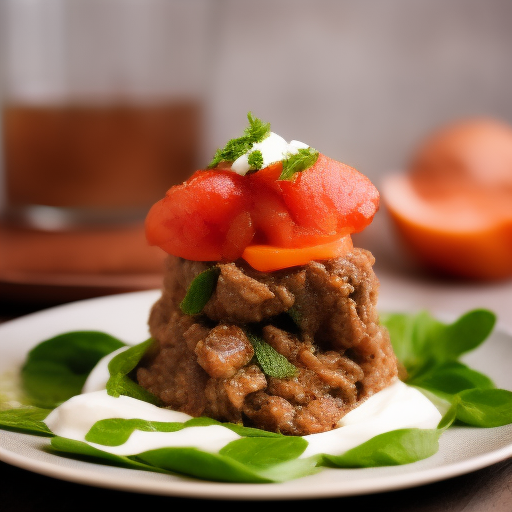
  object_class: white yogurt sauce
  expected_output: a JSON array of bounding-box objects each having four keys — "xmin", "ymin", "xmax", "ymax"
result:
[
  {"xmin": 81, "ymin": 346, "xmax": 129, "ymax": 394},
  {"xmin": 44, "ymin": 390, "xmax": 239, "ymax": 455},
  {"xmin": 45, "ymin": 373, "xmax": 441, "ymax": 458},
  {"xmin": 301, "ymin": 380, "xmax": 441, "ymax": 458},
  {"xmin": 231, "ymin": 132, "xmax": 309, "ymax": 175}
]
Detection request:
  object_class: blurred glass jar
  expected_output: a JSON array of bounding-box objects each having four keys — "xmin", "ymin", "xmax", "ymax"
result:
[{"xmin": 0, "ymin": 0, "xmax": 212, "ymax": 230}]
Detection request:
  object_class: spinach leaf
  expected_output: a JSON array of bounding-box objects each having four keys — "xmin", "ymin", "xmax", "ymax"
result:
[
  {"xmin": 86, "ymin": 416, "xmax": 283, "ymax": 447},
  {"xmin": 220, "ymin": 436, "xmax": 308, "ymax": 468},
  {"xmin": 106, "ymin": 339, "xmax": 161, "ymax": 405},
  {"xmin": 381, "ymin": 308, "xmax": 512, "ymax": 429},
  {"xmin": 455, "ymin": 388, "xmax": 512, "ymax": 427},
  {"xmin": 136, "ymin": 436, "xmax": 316, "ymax": 483},
  {"xmin": 409, "ymin": 361, "xmax": 495, "ymax": 398},
  {"xmin": 85, "ymin": 418, "xmax": 185, "ymax": 446},
  {"xmin": 21, "ymin": 331, "xmax": 126, "ymax": 408},
  {"xmin": 381, "ymin": 309, "xmax": 496, "ymax": 380},
  {"xmin": 50, "ymin": 437, "xmax": 167, "ymax": 473},
  {"xmin": 136, "ymin": 447, "xmax": 279, "ymax": 483},
  {"xmin": 0, "ymin": 406, "xmax": 53, "ymax": 436},
  {"xmin": 319, "ymin": 428, "xmax": 442, "ymax": 468}
]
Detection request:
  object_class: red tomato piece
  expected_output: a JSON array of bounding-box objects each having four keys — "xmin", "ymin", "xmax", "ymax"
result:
[
  {"xmin": 145, "ymin": 170, "xmax": 254, "ymax": 261},
  {"xmin": 278, "ymin": 153, "xmax": 380, "ymax": 237}
]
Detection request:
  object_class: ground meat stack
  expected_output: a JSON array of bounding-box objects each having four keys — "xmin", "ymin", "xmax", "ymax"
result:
[
  {"xmin": 138, "ymin": 113, "xmax": 399, "ymax": 435},
  {"xmin": 136, "ymin": 248, "xmax": 398, "ymax": 436}
]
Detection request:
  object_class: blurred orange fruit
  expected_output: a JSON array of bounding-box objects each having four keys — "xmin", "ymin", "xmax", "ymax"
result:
[{"xmin": 382, "ymin": 118, "xmax": 512, "ymax": 280}]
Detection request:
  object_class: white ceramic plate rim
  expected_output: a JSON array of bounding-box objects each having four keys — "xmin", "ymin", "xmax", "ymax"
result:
[{"xmin": 1, "ymin": 290, "xmax": 511, "ymax": 501}]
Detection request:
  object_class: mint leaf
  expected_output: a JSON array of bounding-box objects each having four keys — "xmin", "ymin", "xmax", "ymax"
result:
[
  {"xmin": 106, "ymin": 339, "xmax": 161, "ymax": 405},
  {"xmin": 21, "ymin": 331, "xmax": 126, "ymax": 408},
  {"xmin": 0, "ymin": 406, "xmax": 53, "ymax": 436},
  {"xmin": 180, "ymin": 266, "xmax": 220, "ymax": 315},
  {"xmin": 246, "ymin": 332, "xmax": 298, "ymax": 379},
  {"xmin": 279, "ymin": 147, "xmax": 319, "ymax": 180},
  {"xmin": 208, "ymin": 112, "xmax": 270, "ymax": 168}
]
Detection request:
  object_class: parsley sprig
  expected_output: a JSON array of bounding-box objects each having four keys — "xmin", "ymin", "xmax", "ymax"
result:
[
  {"xmin": 208, "ymin": 113, "xmax": 271, "ymax": 168},
  {"xmin": 279, "ymin": 147, "xmax": 319, "ymax": 180}
]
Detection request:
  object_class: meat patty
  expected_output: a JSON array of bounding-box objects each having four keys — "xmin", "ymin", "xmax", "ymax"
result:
[{"xmin": 136, "ymin": 248, "xmax": 398, "ymax": 436}]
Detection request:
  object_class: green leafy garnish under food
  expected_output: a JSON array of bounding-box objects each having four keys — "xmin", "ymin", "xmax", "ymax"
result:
[
  {"xmin": 380, "ymin": 308, "xmax": 496, "ymax": 381},
  {"xmin": 381, "ymin": 308, "xmax": 512, "ymax": 428},
  {"xmin": 279, "ymin": 147, "xmax": 319, "ymax": 180},
  {"xmin": 208, "ymin": 112, "xmax": 271, "ymax": 169},
  {"xmin": 320, "ymin": 427, "xmax": 444, "ymax": 469},
  {"xmin": 21, "ymin": 331, "xmax": 126, "ymax": 408},
  {"xmin": 85, "ymin": 416, "xmax": 281, "ymax": 447},
  {"xmin": 51, "ymin": 426, "xmax": 317, "ymax": 483},
  {"xmin": 246, "ymin": 331, "xmax": 299, "ymax": 379},
  {"xmin": 50, "ymin": 436, "xmax": 167, "ymax": 474},
  {"xmin": 454, "ymin": 388, "xmax": 512, "ymax": 427},
  {"xmin": 180, "ymin": 266, "xmax": 220, "ymax": 315},
  {"xmin": 0, "ymin": 406, "xmax": 53, "ymax": 436}
]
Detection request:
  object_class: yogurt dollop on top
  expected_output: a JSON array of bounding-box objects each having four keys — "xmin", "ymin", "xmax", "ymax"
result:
[{"xmin": 231, "ymin": 132, "xmax": 309, "ymax": 175}]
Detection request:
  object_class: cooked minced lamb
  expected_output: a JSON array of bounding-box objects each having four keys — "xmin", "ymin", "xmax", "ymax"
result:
[{"xmin": 136, "ymin": 248, "xmax": 398, "ymax": 436}]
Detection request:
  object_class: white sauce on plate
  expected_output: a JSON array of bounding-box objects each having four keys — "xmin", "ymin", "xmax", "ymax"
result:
[{"xmin": 45, "ymin": 356, "xmax": 442, "ymax": 458}]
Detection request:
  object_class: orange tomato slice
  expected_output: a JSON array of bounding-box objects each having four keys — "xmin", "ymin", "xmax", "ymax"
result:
[{"xmin": 241, "ymin": 235, "xmax": 353, "ymax": 272}]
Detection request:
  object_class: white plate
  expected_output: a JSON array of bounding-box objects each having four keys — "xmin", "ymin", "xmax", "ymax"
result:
[{"xmin": 1, "ymin": 290, "xmax": 511, "ymax": 501}]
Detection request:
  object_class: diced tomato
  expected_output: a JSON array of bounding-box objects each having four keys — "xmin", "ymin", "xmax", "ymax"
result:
[
  {"xmin": 278, "ymin": 153, "xmax": 380, "ymax": 236},
  {"xmin": 145, "ymin": 170, "xmax": 254, "ymax": 261}
]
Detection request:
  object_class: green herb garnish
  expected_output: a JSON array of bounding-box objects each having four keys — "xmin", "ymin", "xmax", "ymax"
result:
[
  {"xmin": 247, "ymin": 150, "xmax": 264, "ymax": 171},
  {"xmin": 180, "ymin": 266, "xmax": 220, "ymax": 315},
  {"xmin": 208, "ymin": 112, "xmax": 270, "ymax": 168},
  {"xmin": 246, "ymin": 332, "xmax": 298, "ymax": 379},
  {"xmin": 279, "ymin": 147, "xmax": 319, "ymax": 180}
]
